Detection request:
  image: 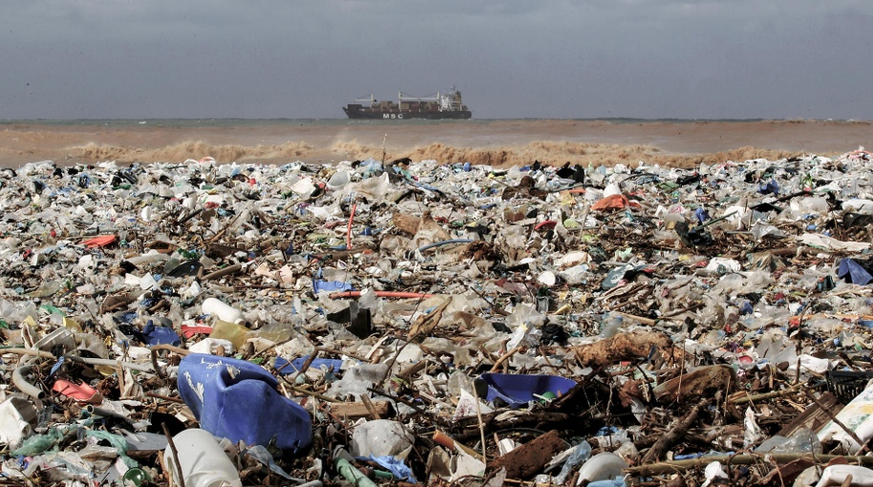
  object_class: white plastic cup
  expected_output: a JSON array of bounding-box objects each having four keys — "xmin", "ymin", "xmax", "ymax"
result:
[
  {"xmin": 163, "ymin": 429, "xmax": 242, "ymax": 487},
  {"xmin": 202, "ymin": 298, "xmax": 245, "ymax": 325},
  {"xmin": 327, "ymin": 170, "xmax": 351, "ymax": 190},
  {"xmin": 603, "ymin": 183, "xmax": 623, "ymax": 198},
  {"xmin": 577, "ymin": 452, "xmax": 628, "ymax": 484}
]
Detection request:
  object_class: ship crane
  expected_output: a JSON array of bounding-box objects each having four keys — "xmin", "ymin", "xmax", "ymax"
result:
[
  {"xmin": 398, "ymin": 91, "xmax": 440, "ymax": 102},
  {"xmin": 353, "ymin": 94, "xmax": 376, "ymax": 104}
]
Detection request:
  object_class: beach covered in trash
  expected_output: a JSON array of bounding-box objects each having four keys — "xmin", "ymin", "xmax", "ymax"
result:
[{"xmin": 3, "ymin": 148, "xmax": 873, "ymax": 486}]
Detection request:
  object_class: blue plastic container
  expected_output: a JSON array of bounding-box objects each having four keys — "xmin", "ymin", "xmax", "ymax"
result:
[
  {"xmin": 178, "ymin": 354, "xmax": 312, "ymax": 454},
  {"xmin": 475, "ymin": 373, "xmax": 577, "ymax": 408}
]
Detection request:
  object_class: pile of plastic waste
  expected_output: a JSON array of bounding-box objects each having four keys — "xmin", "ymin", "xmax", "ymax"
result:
[{"xmin": 2, "ymin": 149, "xmax": 873, "ymax": 486}]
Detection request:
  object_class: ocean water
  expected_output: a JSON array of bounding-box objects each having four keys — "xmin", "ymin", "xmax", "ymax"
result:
[
  {"xmin": 1, "ymin": 118, "xmax": 870, "ymax": 169},
  {"xmin": 0, "ymin": 117, "xmax": 768, "ymax": 128}
]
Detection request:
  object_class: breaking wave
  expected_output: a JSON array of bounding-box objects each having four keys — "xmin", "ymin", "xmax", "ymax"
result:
[
  {"xmin": 76, "ymin": 140, "xmax": 314, "ymax": 164},
  {"xmin": 333, "ymin": 140, "xmax": 801, "ymax": 169},
  {"xmin": 331, "ymin": 140, "xmax": 668, "ymax": 168},
  {"xmin": 656, "ymin": 147, "xmax": 798, "ymax": 168},
  {"xmin": 70, "ymin": 139, "xmax": 808, "ymax": 170},
  {"xmin": 2, "ymin": 117, "xmax": 850, "ymax": 169}
]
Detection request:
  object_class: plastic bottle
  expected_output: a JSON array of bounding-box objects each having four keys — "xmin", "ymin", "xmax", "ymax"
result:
[
  {"xmin": 757, "ymin": 428, "xmax": 821, "ymax": 454},
  {"xmin": 447, "ymin": 371, "xmax": 474, "ymax": 397},
  {"xmin": 125, "ymin": 250, "xmax": 170, "ymax": 266},
  {"xmin": 208, "ymin": 320, "xmax": 250, "ymax": 350},
  {"xmin": 251, "ymin": 321, "xmax": 294, "ymax": 343},
  {"xmin": 202, "ymin": 298, "xmax": 245, "ymax": 325},
  {"xmin": 163, "ymin": 429, "xmax": 242, "ymax": 487},
  {"xmin": 554, "ymin": 441, "xmax": 591, "ymax": 485},
  {"xmin": 600, "ymin": 313, "xmax": 623, "ymax": 339},
  {"xmin": 350, "ymin": 419, "xmax": 414, "ymax": 458},
  {"xmin": 163, "ymin": 253, "xmax": 182, "ymax": 275}
]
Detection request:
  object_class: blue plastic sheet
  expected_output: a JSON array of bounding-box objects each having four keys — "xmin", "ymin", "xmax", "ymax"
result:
[
  {"xmin": 366, "ymin": 455, "xmax": 418, "ymax": 483},
  {"xmin": 838, "ymin": 258, "xmax": 873, "ymax": 285},
  {"xmin": 178, "ymin": 354, "xmax": 312, "ymax": 454},
  {"xmin": 142, "ymin": 320, "xmax": 181, "ymax": 346},
  {"xmin": 758, "ymin": 179, "xmax": 780, "ymax": 195},
  {"xmin": 49, "ymin": 356, "xmax": 65, "ymax": 378},
  {"xmin": 475, "ymin": 373, "xmax": 577, "ymax": 409},
  {"xmin": 312, "ymin": 279, "xmax": 354, "ymax": 294},
  {"xmin": 587, "ymin": 479, "xmax": 626, "ymax": 487},
  {"xmin": 274, "ymin": 356, "xmax": 345, "ymax": 376}
]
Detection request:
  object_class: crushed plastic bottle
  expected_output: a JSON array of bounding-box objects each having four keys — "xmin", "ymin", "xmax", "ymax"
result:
[
  {"xmin": 202, "ymin": 297, "xmax": 245, "ymax": 325},
  {"xmin": 599, "ymin": 312, "xmax": 623, "ymax": 339},
  {"xmin": 554, "ymin": 440, "xmax": 591, "ymax": 485},
  {"xmin": 164, "ymin": 429, "xmax": 242, "ymax": 487}
]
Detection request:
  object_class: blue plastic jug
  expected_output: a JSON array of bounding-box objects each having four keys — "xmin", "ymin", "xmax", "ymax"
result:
[{"xmin": 178, "ymin": 354, "xmax": 312, "ymax": 454}]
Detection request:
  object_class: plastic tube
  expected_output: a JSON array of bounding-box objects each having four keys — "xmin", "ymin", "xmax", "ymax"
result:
[
  {"xmin": 85, "ymin": 405, "xmax": 131, "ymax": 421},
  {"xmin": 335, "ymin": 457, "xmax": 377, "ymax": 487},
  {"xmin": 328, "ymin": 291, "xmax": 436, "ymax": 299},
  {"xmin": 64, "ymin": 355, "xmax": 154, "ymax": 373},
  {"xmin": 294, "ymin": 481, "xmax": 323, "ymax": 487},
  {"xmin": 416, "ymin": 238, "xmax": 474, "ymax": 253},
  {"xmin": 0, "ymin": 347, "xmax": 55, "ymax": 359},
  {"xmin": 13, "ymin": 362, "xmax": 44, "ymax": 399},
  {"xmin": 534, "ymin": 220, "xmax": 557, "ymax": 231}
]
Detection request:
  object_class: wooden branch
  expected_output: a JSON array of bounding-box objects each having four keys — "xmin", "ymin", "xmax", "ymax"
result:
[{"xmin": 641, "ymin": 399, "xmax": 707, "ymax": 464}]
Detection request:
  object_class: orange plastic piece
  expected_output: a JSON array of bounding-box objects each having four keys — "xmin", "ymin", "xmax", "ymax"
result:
[
  {"xmin": 52, "ymin": 379, "xmax": 103, "ymax": 404},
  {"xmin": 82, "ymin": 235, "xmax": 117, "ymax": 248}
]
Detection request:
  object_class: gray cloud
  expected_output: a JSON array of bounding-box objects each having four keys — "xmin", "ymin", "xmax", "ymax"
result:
[{"xmin": 1, "ymin": 0, "xmax": 871, "ymax": 119}]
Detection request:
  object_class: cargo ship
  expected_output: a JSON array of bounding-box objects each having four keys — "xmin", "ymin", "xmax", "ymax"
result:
[{"xmin": 343, "ymin": 87, "xmax": 472, "ymax": 120}]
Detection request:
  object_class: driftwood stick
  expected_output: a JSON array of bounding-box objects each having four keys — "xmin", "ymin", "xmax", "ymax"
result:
[
  {"xmin": 641, "ymin": 399, "xmax": 707, "ymax": 464},
  {"xmin": 490, "ymin": 346, "xmax": 519, "ymax": 372},
  {"xmin": 163, "ymin": 423, "xmax": 186, "ymax": 487},
  {"xmin": 202, "ymin": 263, "xmax": 242, "ymax": 281},
  {"xmin": 729, "ymin": 383, "xmax": 804, "ymax": 405}
]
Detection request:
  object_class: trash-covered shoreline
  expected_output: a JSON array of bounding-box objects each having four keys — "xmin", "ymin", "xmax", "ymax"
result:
[{"xmin": 2, "ymin": 149, "xmax": 873, "ymax": 486}]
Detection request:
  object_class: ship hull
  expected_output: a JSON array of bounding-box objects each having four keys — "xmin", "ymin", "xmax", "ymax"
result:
[{"xmin": 343, "ymin": 107, "xmax": 471, "ymax": 120}]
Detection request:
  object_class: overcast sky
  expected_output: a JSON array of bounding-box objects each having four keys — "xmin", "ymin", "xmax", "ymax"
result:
[{"xmin": 2, "ymin": 1, "xmax": 871, "ymax": 120}]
